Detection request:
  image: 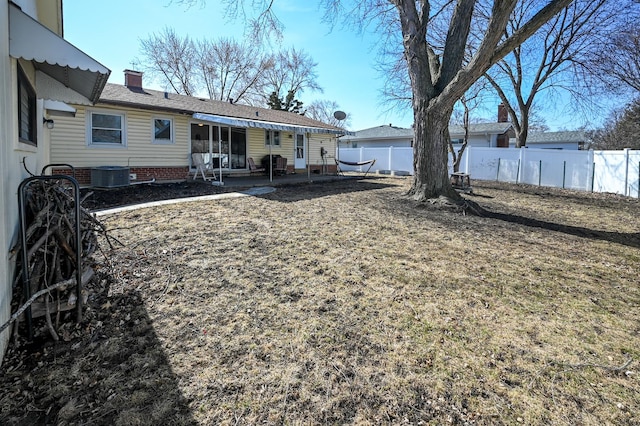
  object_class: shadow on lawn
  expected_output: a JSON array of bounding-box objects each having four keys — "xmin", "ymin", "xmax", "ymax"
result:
[
  {"xmin": 250, "ymin": 179, "xmax": 396, "ymax": 203},
  {"xmin": 388, "ymin": 189, "xmax": 639, "ymax": 250},
  {"xmin": 0, "ymin": 287, "xmax": 195, "ymax": 425},
  {"xmin": 484, "ymin": 210, "xmax": 640, "ymax": 249},
  {"xmin": 259, "ymin": 178, "xmax": 399, "ymax": 203}
]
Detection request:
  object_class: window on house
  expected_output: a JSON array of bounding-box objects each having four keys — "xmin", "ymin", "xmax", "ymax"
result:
[
  {"xmin": 265, "ymin": 130, "xmax": 281, "ymax": 146},
  {"xmin": 153, "ymin": 118, "xmax": 173, "ymax": 144},
  {"xmin": 89, "ymin": 111, "xmax": 126, "ymax": 146},
  {"xmin": 18, "ymin": 66, "xmax": 37, "ymax": 146}
]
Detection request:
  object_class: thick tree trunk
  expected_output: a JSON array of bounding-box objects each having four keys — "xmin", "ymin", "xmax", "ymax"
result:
[
  {"xmin": 515, "ymin": 109, "xmax": 529, "ymax": 148},
  {"xmin": 407, "ymin": 101, "xmax": 459, "ymax": 201}
]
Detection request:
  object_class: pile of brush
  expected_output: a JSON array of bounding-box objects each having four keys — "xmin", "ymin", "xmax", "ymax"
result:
[{"xmin": 2, "ymin": 178, "xmax": 115, "ymax": 341}]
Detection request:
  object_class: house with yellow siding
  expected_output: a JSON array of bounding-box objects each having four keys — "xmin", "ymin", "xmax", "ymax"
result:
[
  {"xmin": 0, "ymin": 0, "xmax": 109, "ymax": 363},
  {"xmin": 50, "ymin": 70, "xmax": 347, "ymax": 185}
]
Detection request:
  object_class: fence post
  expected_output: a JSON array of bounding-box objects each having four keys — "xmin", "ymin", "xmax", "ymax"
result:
[
  {"xmin": 464, "ymin": 147, "xmax": 471, "ymax": 175},
  {"xmin": 496, "ymin": 158, "xmax": 501, "ymax": 181},
  {"xmin": 562, "ymin": 161, "xmax": 566, "ymax": 188},
  {"xmin": 539, "ymin": 160, "xmax": 542, "ymax": 186},
  {"xmin": 517, "ymin": 147, "xmax": 525, "ymax": 184},
  {"xmin": 587, "ymin": 149, "xmax": 595, "ymax": 192},
  {"xmin": 624, "ymin": 148, "xmax": 630, "ymax": 197}
]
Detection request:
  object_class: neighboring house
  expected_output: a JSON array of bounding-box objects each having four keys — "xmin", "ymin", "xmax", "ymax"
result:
[
  {"xmin": 339, "ymin": 122, "xmax": 514, "ymax": 149},
  {"xmin": 449, "ymin": 122, "xmax": 515, "ymax": 148},
  {"xmin": 509, "ymin": 131, "xmax": 587, "ymax": 150},
  {"xmin": 1, "ymin": 0, "xmax": 110, "ymax": 363},
  {"xmin": 338, "ymin": 125, "xmax": 414, "ymax": 148},
  {"xmin": 50, "ymin": 70, "xmax": 347, "ymax": 185}
]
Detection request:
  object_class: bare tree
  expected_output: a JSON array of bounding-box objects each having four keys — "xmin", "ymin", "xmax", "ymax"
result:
[
  {"xmin": 305, "ymin": 100, "xmax": 352, "ymax": 129},
  {"xmin": 588, "ymin": 99, "xmax": 640, "ymax": 150},
  {"xmin": 173, "ymin": 0, "xmax": 573, "ymax": 202},
  {"xmin": 484, "ymin": 0, "xmax": 618, "ymax": 147},
  {"xmin": 393, "ymin": 0, "xmax": 572, "ymax": 200},
  {"xmin": 258, "ymin": 47, "xmax": 323, "ymax": 106},
  {"xmin": 591, "ymin": 26, "xmax": 640, "ymax": 94},
  {"xmin": 139, "ymin": 27, "xmax": 198, "ymax": 95},
  {"xmin": 448, "ymin": 80, "xmax": 489, "ymax": 173},
  {"xmin": 138, "ymin": 29, "xmax": 321, "ymax": 108},
  {"xmin": 196, "ymin": 38, "xmax": 273, "ymax": 104}
]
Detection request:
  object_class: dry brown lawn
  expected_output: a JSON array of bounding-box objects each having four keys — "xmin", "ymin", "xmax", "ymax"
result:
[{"xmin": 1, "ymin": 177, "xmax": 639, "ymax": 425}]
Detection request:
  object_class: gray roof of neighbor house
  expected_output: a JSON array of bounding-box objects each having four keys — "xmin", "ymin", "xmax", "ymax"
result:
[
  {"xmin": 98, "ymin": 83, "xmax": 346, "ymax": 134},
  {"xmin": 339, "ymin": 125, "xmax": 413, "ymax": 141},
  {"xmin": 449, "ymin": 122, "xmax": 513, "ymax": 137},
  {"xmin": 523, "ymin": 130, "xmax": 586, "ymax": 144},
  {"xmin": 340, "ymin": 122, "xmax": 514, "ymax": 141}
]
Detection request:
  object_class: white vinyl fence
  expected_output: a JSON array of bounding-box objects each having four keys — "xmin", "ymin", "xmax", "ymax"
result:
[{"xmin": 337, "ymin": 146, "xmax": 640, "ymax": 198}]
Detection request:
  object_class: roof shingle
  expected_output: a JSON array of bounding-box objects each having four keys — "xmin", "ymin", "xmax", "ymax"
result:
[{"xmin": 98, "ymin": 83, "xmax": 343, "ymax": 132}]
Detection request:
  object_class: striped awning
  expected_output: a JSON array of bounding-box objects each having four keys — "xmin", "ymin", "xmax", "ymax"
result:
[
  {"xmin": 9, "ymin": 3, "xmax": 110, "ymax": 104},
  {"xmin": 193, "ymin": 113, "xmax": 353, "ymax": 136}
]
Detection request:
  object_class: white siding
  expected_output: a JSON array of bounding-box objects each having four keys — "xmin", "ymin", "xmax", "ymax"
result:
[
  {"xmin": 246, "ymin": 128, "xmax": 294, "ymax": 163},
  {"xmin": 0, "ymin": 1, "xmax": 14, "ymax": 364},
  {"xmin": 1, "ymin": 3, "xmax": 53, "ymax": 364},
  {"xmin": 53, "ymin": 106, "xmax": 340, "ymax": 171},
  {"xmin": 308, "ymin": 133, "xmax": 336, "ymax": 165},
  {"xmin": 51, "ymin": 105, "xmax": 191, "ymax": 167}
]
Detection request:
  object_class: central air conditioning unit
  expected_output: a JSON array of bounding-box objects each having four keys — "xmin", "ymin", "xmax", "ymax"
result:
[{"xmin": 91, "ymin": 166, "xmax": 130, "ymax": 188}]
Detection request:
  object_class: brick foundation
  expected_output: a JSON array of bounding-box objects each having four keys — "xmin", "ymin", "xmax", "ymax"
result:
[
  {"xmin": 52, "ymin": 166, "xmax": 190, "ymax": 186},
  {"xmin": 307, "ymin": 164, "xmax": 337, "ymax": 175},
  {"xmin": 52, "ymin": 164, "xmax": 335, "ymax": 185}
]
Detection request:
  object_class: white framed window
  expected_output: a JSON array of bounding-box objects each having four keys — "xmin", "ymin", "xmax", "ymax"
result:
[
  {"xmin": 17, "ymin": 65, "xmax": 37, "ymax": 147},
  {"xmin": 87, "ymin": 110, "xmax": 126, "ymax": 147},
  {"xmin": 153, "ymin": 117, "xmax": 173, "ymax": 144},
  {"xmin": 265, "ymin": 130, "xmax": 281, "ymax": 146}
]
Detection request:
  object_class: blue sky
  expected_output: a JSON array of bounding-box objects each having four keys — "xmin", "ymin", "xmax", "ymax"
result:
[{"xmin": 62, "ymin": 0, "xmax": 595, "ymax": 131}]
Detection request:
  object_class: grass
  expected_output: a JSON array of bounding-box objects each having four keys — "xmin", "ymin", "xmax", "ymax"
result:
[{"xmin": 1, "ymin": 177, "xmax": 638, "ymax": 425}]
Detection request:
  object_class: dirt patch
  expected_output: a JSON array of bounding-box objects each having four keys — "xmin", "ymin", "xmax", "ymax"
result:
[
  {"xmin": 1, "ymin": 177, "xmax": 639, "ymax": 425},
  {"xmin": 80, "ymin": 180, "xmax": 236, "ymax": 212}
]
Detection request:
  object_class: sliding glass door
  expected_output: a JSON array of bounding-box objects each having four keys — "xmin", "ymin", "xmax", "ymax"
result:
[{"xmin": 190, "ymin": 123, "xmax": 247, "ymax": 171}]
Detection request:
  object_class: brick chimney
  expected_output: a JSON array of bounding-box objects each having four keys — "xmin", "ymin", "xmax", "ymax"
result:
[
  {"xmin": 124, "ymin": 69, "xmax": 143, "ymax": 90},
  {"xmin": 498, "ymin": 103, "xmax": 509, "ymax": 123}
]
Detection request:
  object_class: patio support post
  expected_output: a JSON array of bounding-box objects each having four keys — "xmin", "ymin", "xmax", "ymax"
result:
[
  {"xmin": 307, "ymin": 133, "xmax": 311, "ymax": 181},
  {"xmin": 269, "ymin": 139, "xmax": 273, "ymax": 182}
]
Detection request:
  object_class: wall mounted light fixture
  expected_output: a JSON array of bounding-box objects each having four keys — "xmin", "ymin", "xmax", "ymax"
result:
[{"xmin": 43, "ymin": 118, "xmax": 55, "ymax": 129}]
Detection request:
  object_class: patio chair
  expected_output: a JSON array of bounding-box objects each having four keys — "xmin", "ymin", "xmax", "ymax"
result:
[
  {"xmin": 275, "ymin": 156, "xmax": 288, "ymax": 175},
  {"xmin": 248, "ymin": 157, "xmax": 266, "ymax": 175},
  {"xmin": 191, "ymin": 153, "xmax": 216, "ymax": 181}
]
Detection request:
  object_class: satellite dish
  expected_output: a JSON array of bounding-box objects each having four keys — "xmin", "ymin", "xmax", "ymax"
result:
[{"xmin": 333, "ymin": 110, "xmax": 346, "ymax": 121}]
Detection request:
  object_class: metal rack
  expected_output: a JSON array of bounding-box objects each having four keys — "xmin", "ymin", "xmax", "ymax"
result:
[{"xmin": 17, "ymin": 164, "xmax": 82, "ymax": 340}]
